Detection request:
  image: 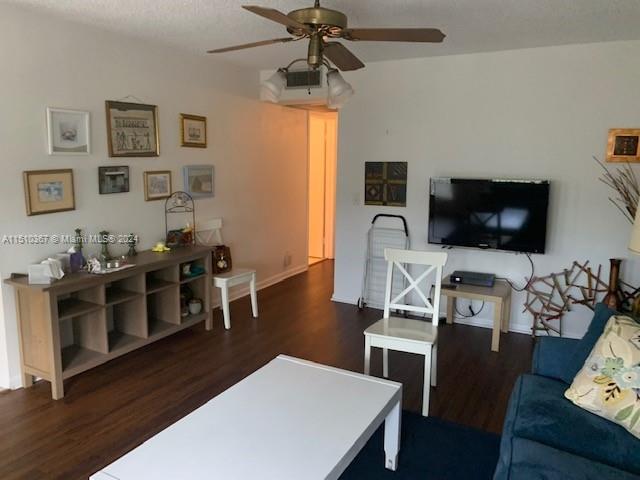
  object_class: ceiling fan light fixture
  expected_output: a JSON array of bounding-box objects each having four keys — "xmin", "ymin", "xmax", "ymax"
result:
[
  {"xmin": 260, "ymin": 69, "xmax": 287, "ymax": 103},
  {"xmin": 326, "ymin": 69, "xmax": 354, "ymax": 109}
]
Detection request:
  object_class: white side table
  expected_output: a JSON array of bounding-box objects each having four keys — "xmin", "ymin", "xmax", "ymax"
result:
[
  {"xmin": 213, "ymin": 268, "xmax": 258, "ymax": 329},
  {"xmin": 442, "ymin": 279, "xmax": 511, "ymax": 352}
]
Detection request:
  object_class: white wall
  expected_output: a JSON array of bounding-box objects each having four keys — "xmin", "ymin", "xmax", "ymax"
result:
[
  {"xmin": 0, "ymin": 4, "xmax": 309, "ymax": 389},
  {"xmin": 308, "ymin": 111, "xmax": 338, "ymax": 260},
  {"xmin": 334, "ymin": 40, "xmax": 640, "ymax": 338}
]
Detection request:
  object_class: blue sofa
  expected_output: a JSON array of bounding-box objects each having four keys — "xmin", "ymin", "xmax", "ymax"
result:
[{"xmin": 494, "ymin": 306, "xmax": 640, "ymax": 480}]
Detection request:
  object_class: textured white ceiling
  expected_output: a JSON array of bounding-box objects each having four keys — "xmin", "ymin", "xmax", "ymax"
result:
[{"xmin": 9, "ymin": 0, "xmax": 640, "ymax": 70}]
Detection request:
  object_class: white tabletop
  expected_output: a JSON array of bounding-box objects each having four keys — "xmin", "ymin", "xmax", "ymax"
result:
[{"xmin": 91, "ymin": 355, "xmax": 402, "ymax": 480}]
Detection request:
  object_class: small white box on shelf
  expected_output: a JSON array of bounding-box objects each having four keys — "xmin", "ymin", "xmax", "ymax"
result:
[
  {"xmin": 28, "ymin": 264, "xmax": 53, "ymax": 284},
  {"xmin": 28, "ymin": 258, "xmax": 65, "ymax": 284}
]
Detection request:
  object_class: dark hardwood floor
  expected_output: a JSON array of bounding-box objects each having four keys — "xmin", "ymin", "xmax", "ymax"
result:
[{"xmin": 0, "ymin": 260, "xmax": 533, "ymax": 480}]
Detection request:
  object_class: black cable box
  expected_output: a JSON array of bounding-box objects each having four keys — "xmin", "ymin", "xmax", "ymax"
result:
[{"xmin": 450, "ymin": 270, "xmax": 496, "ymax": 288}]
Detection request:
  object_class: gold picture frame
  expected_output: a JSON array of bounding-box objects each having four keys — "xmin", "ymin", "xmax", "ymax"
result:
[
  {"xmin": 143, "ymin": 170, "xmax": 172, "ymax": 201},
  {"xmin": 23, "ymin": 169, "xmax": 75, "ymax": 216},
  {"xmin": 180, "ymin": 113, "xmax": 207, "ymax": 148},
  {"xmin": 606, "ymin": 128, "xmax": 640, "ymax": 163},
  {"xmin": 106, "ymin": 100, "xmax": 159, "ymax": 157}
]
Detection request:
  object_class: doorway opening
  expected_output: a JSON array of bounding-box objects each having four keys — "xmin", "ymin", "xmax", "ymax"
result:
[{"xmin": 308, "ymin": 110, "xmax": 338, "ymax": 266}]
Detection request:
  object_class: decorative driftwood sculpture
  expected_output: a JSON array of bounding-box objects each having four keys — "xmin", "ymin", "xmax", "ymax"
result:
[
  {"xmin": 594, "ymin": 157, "xmax": 639, "ymax": 224},
  {"xmin": 524, "ymin": 260, "xmax": 640, "ymax": 336}
]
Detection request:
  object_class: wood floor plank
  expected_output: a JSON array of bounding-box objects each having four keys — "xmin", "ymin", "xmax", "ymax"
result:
[{"xmin": 0, "ymin": 260, "xmax": 533, "ymax": 480}]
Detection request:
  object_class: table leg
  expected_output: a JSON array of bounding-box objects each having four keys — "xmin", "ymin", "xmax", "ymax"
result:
[
  {"xmin": 250, "ymin": 273, "xmax": 258, "ymax": 318},
  {"xmin": 384, "ymin": 398, "xmax": 401, "ymax": 471},
  {"xmin": 220, "ymin": 285, "xmax": 231, "ymax": 330},
  {"xmin": 364, "ymin": 335, "xmax": 371, "ymax": 375},
  {"xmin": 430, "ymin": 343, "xmax": 437, "ymax": 387},
  {"xmin": 51, "ymin": 377, "xmax": 64, "ymax": 400},
  {"xmin": 383, "ymin": 348, "xmax": 389, "ymax": 378},
  {"xmin": 422, "ymin": 347, "xmax": 432, "ymax": 416},
  {"xmin": 491, "ymin": 300, "xmax": 502, "ymax": 352},
  {"xmin": 501, "ymin": 294, "xmax": 511, "ymax": 333},
  {"xmin": 446, "ymin": 297, "xmax": 455, "ymax": 325},
  {"xmin": 205, "ymin": 310, "xmax": 213, "ymax": 331}
]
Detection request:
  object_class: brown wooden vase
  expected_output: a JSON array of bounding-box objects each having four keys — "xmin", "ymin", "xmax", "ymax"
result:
[{"xmin": 602, "ymin": 258, "xmax": 622, "ymax": 310}]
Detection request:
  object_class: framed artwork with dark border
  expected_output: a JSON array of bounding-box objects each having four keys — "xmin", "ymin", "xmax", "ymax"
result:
[
  {"xmin": 143, "ymin": 170, "xmax": 172, "ymax": 201},
  {"xmin": 606, "ymin": 129, "xmax": 640, "ymax": 163},
  {"xmin": 99, "ymin": 166, "xmax": 130, "ymax": 194},
  {"xmin": 23, "ymin": 169, "xmax": 75, "ymax": 216},
  {"xmin": 364, "ymin": 162, "xmax": 408, "ymax": 207},
  {"xmin": 180, "ymin": 114, "xmax": 207, "ymax": 148},
  {"xmin": 105, "ymin": 100, "xmax": 159, "ymax": 157}
]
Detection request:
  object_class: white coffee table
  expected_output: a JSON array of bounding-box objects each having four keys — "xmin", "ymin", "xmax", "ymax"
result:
[{"xmin": 90, "ymin": 355, "xmax": 402, "ymax": 480}]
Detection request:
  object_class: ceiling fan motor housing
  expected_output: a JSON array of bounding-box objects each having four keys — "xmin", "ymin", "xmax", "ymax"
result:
[{"xmin": 286, "ymin": 7, "xmax": 348, "ymax": 36}]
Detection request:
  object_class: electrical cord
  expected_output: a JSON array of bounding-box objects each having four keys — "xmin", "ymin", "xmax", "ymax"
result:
[
  {"xmin": 496, "ymin": 252, "xmax": 535, "ymax": 292},
  {"xmin": 454, "ymin": 300, "xmax": 485, "ymax": 318}
]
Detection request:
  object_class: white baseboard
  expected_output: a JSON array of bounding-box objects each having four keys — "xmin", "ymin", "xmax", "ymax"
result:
[
  {"xmin": 9, "ymin": 374, "xmax": 23, "ymax": 390},
  {"xmin": 330, "ymin": 295, "xmax": 358, "ymax": 305},
  {"xmin": 449, "ymin": 315, "xmax": 531, "ymax": 335},
  {"xmin": 211, "ymin": 264, "xmax": 308, "ymax": 308},
  {"xmin": 331, "ymin": 295, "xmax": 532, "ymax": 335}
]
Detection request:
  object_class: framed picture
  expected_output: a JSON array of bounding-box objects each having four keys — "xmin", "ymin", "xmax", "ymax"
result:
[
  {"xmin": 106, "ymin": 100, "xmax": 159, "ymax": 157},
  {"xmin": 364, "ymin": 162, "xmax": 408, "ymax": 207},
  {"xmin": 144, "ymin": 170, "xmax": 172, "ymax": 201},
  {"xmin": 23, "ymin": 169, "xmax": 75, "ymax": 216},
  {"xmin": 180, "ymin": 114, "xmax": 207, "ymax": 148},
  {"xmin": 183, "ymin": 165, "xmax": 214, "ymax": 198},
  {"xmin": 607, "ymin": 129, "xmax": 640, "ymax": 163},
  {"xmin": 46, "ymin": 108, "xmax": 90, "ymax": 155},
  {"xmin": 99, "ymin": 166, "xmax": 130, "ymax": 194}
]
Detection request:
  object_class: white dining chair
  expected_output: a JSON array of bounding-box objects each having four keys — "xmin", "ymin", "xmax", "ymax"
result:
[
  {"xmin": 364, "ymin": 248, "xmax": 448, "ymax": 416},
  {"xmin": 196, "ymin": 218, "xmax": 258, "ymax": 330}
]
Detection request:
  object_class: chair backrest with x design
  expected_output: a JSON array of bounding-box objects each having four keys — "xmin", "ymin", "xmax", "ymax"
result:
[
  {"xmin": 383, "ymin": 248, "xmax": 448, "ymax": 325},
  {"xmin": 196, "ymin": 218, "xmax": 224, "ymax": 246}
]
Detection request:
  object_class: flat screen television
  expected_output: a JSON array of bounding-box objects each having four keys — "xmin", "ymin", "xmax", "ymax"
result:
[{"xmin": 428, "ymin": 178, "xmax": 550, "ymax": 254}]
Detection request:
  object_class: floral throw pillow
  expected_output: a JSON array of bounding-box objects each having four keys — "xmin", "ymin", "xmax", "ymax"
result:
[{"xmin": 565, "ymin": 315, "xmax": 640, "ymax": 439}]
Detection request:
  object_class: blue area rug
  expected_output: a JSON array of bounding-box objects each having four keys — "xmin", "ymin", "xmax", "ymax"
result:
[{"xmin": 340, "ymin": 411, "xmax": 501, "ymax": 480}]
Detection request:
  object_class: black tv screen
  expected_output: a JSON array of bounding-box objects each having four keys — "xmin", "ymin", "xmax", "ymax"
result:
[{"xmin": 428, "ymin": 178, "xmax": 550, "ymax": 254}]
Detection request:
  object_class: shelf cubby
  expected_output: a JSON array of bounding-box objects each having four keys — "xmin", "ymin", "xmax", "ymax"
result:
[
  {"xmin": 148, "ymin": 317, "xmax": 176, "ymax": 338},
  {"xmin": 146, "ymin": 266, "xmax": 179, "ymax": 294},
  {"xmin": 57, "ymin": 285, "xmax": 104, "ymax": 321},
  {"xmin": 108, "ymin": 330, "xmax": 144, "ymax": 354},
  {"xmin": 107, "ymin": 295, "xmax": 147, "ymax": 346},
  {"xmin": 58, "ymin": 298, "xmax": 103, "ymax": 321},
  {"xmin": 179, "ymin": 257, "xmax": 208, "ymax": 284},
  {"xmin": 147, "ymin": 285, "xmax": 180, "ymax": 326},
  {"xmin": 61, "ymin": 309, "xmax": 108, "ymax": 377},
  {"xmin": 105, "ymin": 274, "xmax": 145, "ymax": 306},
  {"xmin": 182, "ymin": 276, "xmax": 210, "ymax": 323},
  {"xmin": 62, "ymin": 345, "xmax": 105, "ymax": 378}
]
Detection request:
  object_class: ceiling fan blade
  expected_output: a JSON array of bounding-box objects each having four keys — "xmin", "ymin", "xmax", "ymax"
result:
[
  {"xmin": 323, "ymin": 42, "xmax": 365, "ymax": 71},
  {"xmin": 242, "ymin": 5, "xmax": 310, "ymax": 32},
  {"xmin": 208, "ymin": 37, "xmax": 294, "ymax": 54},
  {"xmin": 342, "ymin": 28, "xmax": 446, "ymax": 43}
]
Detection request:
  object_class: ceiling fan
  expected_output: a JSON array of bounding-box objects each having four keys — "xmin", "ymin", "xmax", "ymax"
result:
[{"xmin": 207, "ymin": 1, "xmax": 446, "ymax": 71}]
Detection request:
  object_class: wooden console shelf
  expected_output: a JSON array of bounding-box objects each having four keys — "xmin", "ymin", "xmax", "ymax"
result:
[{"xmin": 5, "ymin": 245, "xmax": 212, "ymax": 399}]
